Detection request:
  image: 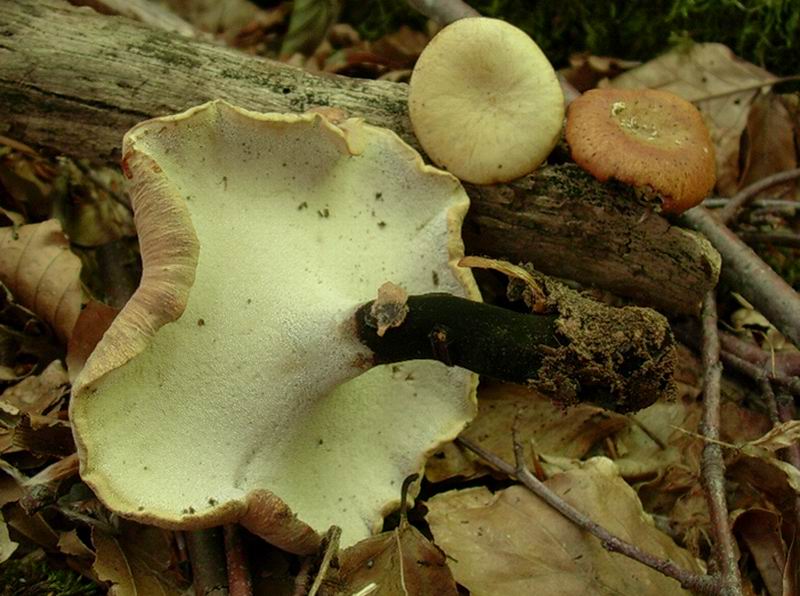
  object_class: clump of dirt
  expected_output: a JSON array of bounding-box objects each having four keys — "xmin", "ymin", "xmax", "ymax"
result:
[{"xmin": 509, "ymin": 266, "xmax": 676, "ymax": 413}]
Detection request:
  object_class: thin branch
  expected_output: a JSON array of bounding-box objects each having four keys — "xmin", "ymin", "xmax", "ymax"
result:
[
  {"xmin": 223, "ymin": 525, "xmax": 252, "ymax": 596},
  {"xmin": 737, "ymin": 231, "xmax": 800, "ymax": 249},
  {"xmin": 690, "ymin": 75, "xmax": 800, "ymax": 103},
  {"xmin": 185, "ymin": 529, "xmax": 229, "ymax": 596},
  {"xmin": 680, "ymin": 206, "xmax": 800, "ymax": 348},
  {"xmin": 699, "ymin": 291, "xmax": 743, "ymax": 596},
  {"xmin": 717, "ymin": 168, "xmax": 800, "ymax": 224},
  {"xmin": 456, "ymin": 436, "xmax": 718, "ymax": 595},
  {"xmin": 720, "ymin": 350, "xmax": 800, "ymax": 399},
  {"xmin": 719, "ymin": 330, "xmax": 800, "ymax": 378},
  {"xmin": 703, "ymin": 197, "xmax": 798, "ymax": 210},
  {"xmin": 308, "ymin": 526, "xmax": 341, "ymax": 596}
]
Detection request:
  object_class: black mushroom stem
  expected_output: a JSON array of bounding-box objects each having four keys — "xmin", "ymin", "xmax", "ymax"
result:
[{"xmin": 354, "ymin": 293, "xmax": 677, "ymax": 413}]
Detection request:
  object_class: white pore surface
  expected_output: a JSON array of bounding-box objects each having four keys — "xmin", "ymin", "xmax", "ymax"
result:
[
  {"xmin": 409, "ymin": 18, "xmax": 565, "ymax": 184},
  {"xmin": 73, "ymin": 103, "xmax": 477, "ymax": 547}
]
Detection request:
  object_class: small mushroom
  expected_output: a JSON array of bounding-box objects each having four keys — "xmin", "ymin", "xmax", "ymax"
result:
[
  {"xmin": 408, "ymin": 17, "xmax": 565, "ymax": 184},
  {"xmin": 565, "ymin": 88, "xmax": 716, "ymax": 214}
]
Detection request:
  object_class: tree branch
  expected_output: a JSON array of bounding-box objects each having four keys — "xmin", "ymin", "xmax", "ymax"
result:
[
  {"xmin": 0, "ymin": 0, "xmax": 719, "ymax": 315},
  {"xmin": 717, "ymin": 167, "xmax": 800, "ymax": 224},
  {"xmin": 680, "ymin": 206, "xmax": 800, "ymax": 347},
  {"xmin": 699, "ymin": 291, "xmax": 743, "ymax": 596}
]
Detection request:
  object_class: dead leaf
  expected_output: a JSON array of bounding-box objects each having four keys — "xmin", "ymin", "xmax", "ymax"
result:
[
  {"xmin": 0, "ymin": 219, "xmax": 83, "ymax": 342},
  {"xmin": 0, "ymin": 152, "xmax": 54, "ymax": 220},
  {"xmin": 739, "ymin": 93, "xmax": 798, "ymax": 197},
  {"xmin": 1, "ymin": 360, "xmax": 68, "ymax": 414},
  {"xmin": 11, "ymin": 413, "xmax": 74, "ymax": 458},
  {"xmin": 0, "ymin": 510, "xmax": 18, "ymax": 564},
  {"xmin": 93, "ymin": 521, "xmax": 189, "ymax": 595},
  {"xmin": 733, "ymin": 509, "xmax": 786, "ymax": 596},
  {"xmin": 66, "ymin": 300, "xmax": 119, "ymax": 381},
  {"xmin": 609, "ymin": 43, "xmax": 776, "ymax": 195},
  {"xmin": 611, "ymin": 397, "xmax": 702, "ymax": 483},
  {"xmin": 427, "ymin": 382, "xmax": 627, "ymax": 483},
  {"xmin": 328, "ymin": 518, "xmax": 457, "ymax": 596},
  {"xmin": 21, "ymin": 453, "xmax": 80, "ymax": 512},
  {"xmin": 281, "ymin": 0, "xmax": 340, "ymax": 57},
  {"xmin": 6, "ymin": 503, "xmax": 59, "ymax": 550},
  {"xmin": 428, "ymin": 458, "xmax": 702, "ymax": 596},
  {"xmin": 51, "ymin": 159, "xmax": 136, "ymax": 247},
  {"xmin": 562, "ymin": 53, "xmax": 641, "ymax": 93},
  {"xmin": 58, "ymin": 528, "xmax": 95, "ymax": 559},
  {"xmin": 743, "ymin": 421, "xmax": 800, "ymax": 453}
]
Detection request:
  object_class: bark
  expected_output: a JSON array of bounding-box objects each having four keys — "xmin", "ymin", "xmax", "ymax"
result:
[{"xmin": 0, "ymin": 0, "xmax": 718, "ymax": 314}]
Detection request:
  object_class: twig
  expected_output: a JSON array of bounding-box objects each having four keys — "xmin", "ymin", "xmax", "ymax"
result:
[
  {"xmin": 717, "ymin": 168, "xmax": 800, "ymax": 224},
  {"xmin": 690, "ymin": 75, "xmax": 800, "ymax": 103},
  {"xmin": 699, "ymin": 291, "xmax": 743, "ymax": 596},
  {"xmin": 308, "ymin": 526, "xmax": 341, "ymax": 596},
  {"xmin": 718, "ymin": 330, "xmax": 800, "ymax": 378},
  {"xmin": 456, "ymin": 436, "xmax": 718, "ymax": 594},
  {"xmin": 680, "ymin": 206, "xmax": 800, "ymax": 348},
  {"xmin": 737, "ymin": 231, "xmax": 800, "ymax": 249},
  {"xmin": 405, "ymin": 0, "xmax": 479, "ymax": 24},
  {"xmin": 753, "ymin": 381, "xmax": 800, "ymax": 535},
  {"xmin": 186, "ymin": 528, "xmax": 229, "ymax": 596},
  {"xmin": 703, "ymin": 197, "xmax": 798, "ymax": 210},
  {"xmin": 223, "ymin": 525, "xmax": 252, "ymax": 596},
  {"xmin": 720, "ymin": 350, "xmax": 800, "ymax": 399}
]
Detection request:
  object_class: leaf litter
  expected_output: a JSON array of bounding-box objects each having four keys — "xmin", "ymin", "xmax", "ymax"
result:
[{"xmin": 1, "ymin": 9, "xmax": 800, "ymax": 596}]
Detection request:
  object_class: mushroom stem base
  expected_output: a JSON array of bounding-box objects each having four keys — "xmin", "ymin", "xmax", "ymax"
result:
[{"xmin": 355, "ymin": 293, "xmax": 675, "ymax": 413}]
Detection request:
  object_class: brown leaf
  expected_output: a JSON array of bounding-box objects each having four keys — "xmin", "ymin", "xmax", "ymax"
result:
[
  {"xmin": 58, "ymin": 528, "xmax": 95, "ymax": 559},
  {"xmin": 427, "ymin": 458, "xmax": 702, "ymax": 596},
  {"xmin": 52, "ymin": 160, "xmax": 135, "ymax": 247},
  {"xmin": 743, "ymin": 420, "xmax": 800, "ymax": 453},
  {"xmin": 93, "ymin": 521, "xmax": 188, "ymax": 596},
  {"xmin": 66, "ymin": 300, "xmax": 119, "ymax": 381},
  {"xmin": 0, "ymin": 219, "xmax": 83, "ymax": 342},
  {"xmin": 427, "ymin": 382, "xmax": 627, "ymax": 483},
  {"xmin": 739, "ymin": 93, "xmax": 798, "ymax": 197},
  {"xmin": 1, "ymin": 360, "xmax": 68, "ymax": 415},
  {"xmin": 6, "ymin": 503, "xmax": 59, "ymax": 550},
  {"xmin": 329, "ymin": 519, "xmax": 457, "ymax": 596},
  {"xmin": 562, "ymin": 53, "xmax": 641, "ymax": 93},
  {"xmin": 21, "ymin": 453, "xmax": 80, "ymax": 512},
  {"xmin": 0, "ymin": 510, "xmax": 18, "ymax": 564},
  {"xmin": 11, "ymin": 413, "xmax": 74, "ymax": 458},
  {"xmin": 609, "ymin": 43, "xmax": 776, "ymax": 195},
  {"xmin": 733, "ymin": 509, "xmax": 786, "ymax": 596}
]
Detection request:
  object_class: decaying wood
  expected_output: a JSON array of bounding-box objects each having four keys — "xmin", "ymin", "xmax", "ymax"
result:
[{"xmin": 0, "ymin": 0, "xmax": 719, "ymax": 314}]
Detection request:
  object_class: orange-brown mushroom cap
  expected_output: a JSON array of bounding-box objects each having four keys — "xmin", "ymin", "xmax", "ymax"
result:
[{"xmin": 565, "ymin": 88, "xmax": 716, "ymax": 214}]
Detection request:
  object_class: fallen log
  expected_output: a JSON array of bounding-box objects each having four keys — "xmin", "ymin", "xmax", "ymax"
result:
[{"xmin": 0, "ymin": 0, "xmax": 719, "ymax": 314}]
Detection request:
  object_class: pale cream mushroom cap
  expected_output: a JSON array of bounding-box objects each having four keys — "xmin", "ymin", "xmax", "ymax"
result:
[
  {"xmin": 408, "ymin": 17, "xmax": 565, "ymax": 184},
  {"xmin": 70, "ymin": 101, "xmax": 479, "ymax": 553}
]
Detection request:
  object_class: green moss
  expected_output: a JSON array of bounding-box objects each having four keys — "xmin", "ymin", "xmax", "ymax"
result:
[
  {"xmin": 0, "ymin": 553, "xmax": 101, "ymax": 596},
  {"xmin": 340, "ymin": 0, "xmax": 799, "ymax": 76}
]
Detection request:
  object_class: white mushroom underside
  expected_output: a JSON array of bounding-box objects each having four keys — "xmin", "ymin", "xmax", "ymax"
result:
[{"xmin": 71, "ymin": 103, "xmax": 478, "ymax": 548}]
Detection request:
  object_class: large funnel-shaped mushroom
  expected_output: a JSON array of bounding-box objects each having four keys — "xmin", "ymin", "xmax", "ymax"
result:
[{"xmin": 70, "ymin": 101, "xmax": 479, "ymax": 553}]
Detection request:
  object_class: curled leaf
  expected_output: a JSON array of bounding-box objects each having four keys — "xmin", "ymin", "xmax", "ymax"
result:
[{"xmin": 0, "ymin": 220, "xmax": 82, "ymax": 342}]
